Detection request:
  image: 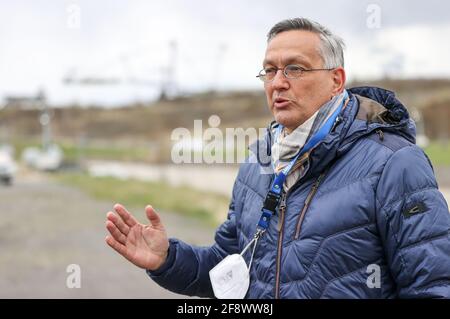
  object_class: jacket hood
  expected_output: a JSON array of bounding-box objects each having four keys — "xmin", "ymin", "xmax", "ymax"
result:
[
  {"xmin": 305, "ymin": 86, "xmax": 417, "ymax": 179},
  {"xmin": 346, "ymin": 86, "xmax": 416, "ymax": 144}
]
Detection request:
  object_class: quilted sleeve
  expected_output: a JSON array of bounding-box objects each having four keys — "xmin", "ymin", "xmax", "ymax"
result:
[
  {"xmin": 375, "ymin": 145, "xmax": 450, "ymax": 298},
  {"xmin": 146, "ymin": 176, "xmax": 242, "ymax": 297}
]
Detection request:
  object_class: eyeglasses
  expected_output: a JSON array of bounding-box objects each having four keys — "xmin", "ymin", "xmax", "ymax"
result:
[{"xmin": 256, "ymin": 64, "xmax": 334, "ymax": 82}]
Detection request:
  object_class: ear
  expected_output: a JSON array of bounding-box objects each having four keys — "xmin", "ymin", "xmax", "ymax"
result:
[{"xmin": 330, "ymin": 67, "xmax": 346, "ymax": 95}]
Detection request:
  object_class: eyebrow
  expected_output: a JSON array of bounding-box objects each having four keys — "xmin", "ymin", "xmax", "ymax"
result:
[{"xmin": 263, "ymin": 55, "xmax": 312, "ymax": 68}]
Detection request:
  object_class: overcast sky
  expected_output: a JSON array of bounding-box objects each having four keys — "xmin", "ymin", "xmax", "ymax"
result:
[{"xmin": 1, "ymin": 0, "xmax": 449, "ymax": 106}]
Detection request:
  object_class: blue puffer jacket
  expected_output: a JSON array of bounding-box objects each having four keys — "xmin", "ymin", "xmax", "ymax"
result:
[{"xmin": 148, "ymin": 87, "xmax": 450, "ymax": 298}]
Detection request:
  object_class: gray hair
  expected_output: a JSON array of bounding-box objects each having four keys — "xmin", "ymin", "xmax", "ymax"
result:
[{"xmin": 267, "ymin": 18, "xmax": 345, "ymax": 68}]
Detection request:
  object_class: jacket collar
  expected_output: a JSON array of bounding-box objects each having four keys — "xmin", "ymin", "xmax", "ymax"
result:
[{"xmin": 251, "ymin": 86, "xmax": 416, "ymax": 180}]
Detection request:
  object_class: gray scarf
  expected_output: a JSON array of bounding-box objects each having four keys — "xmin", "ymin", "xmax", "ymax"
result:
[{"xmin": 271, "ymin": 90, "xmax": 348, "ymax": 191}]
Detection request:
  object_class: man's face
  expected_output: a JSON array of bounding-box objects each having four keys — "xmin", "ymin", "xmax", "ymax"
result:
[{"xmin": 263, "ymin": 30, "xmax": 341, "ymax": 132}]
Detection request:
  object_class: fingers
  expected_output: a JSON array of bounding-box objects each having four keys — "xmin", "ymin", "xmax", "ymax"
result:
[
  {"xmin": 106, "ymin": 211, "xmax": 130, "ymax": 235},
  {"xmin": 106, "ymin": 220, "xmax": 127, "ymax": 245},
  {"xmin": 105, "ymin": 235, "xmax": 128, "ymax": 258},
  {"xmin": 113, "ymin": 203, "xmax": 138, "ymax": 227},
  {"xmin": 145, "ymin": 205, "xmax": 163, "ymax": 229}
]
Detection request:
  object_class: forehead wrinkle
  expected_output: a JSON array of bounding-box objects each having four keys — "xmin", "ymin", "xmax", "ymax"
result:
[{"xmin": 263, "ymin": 54, "xmax": 312, "ymax": 67}]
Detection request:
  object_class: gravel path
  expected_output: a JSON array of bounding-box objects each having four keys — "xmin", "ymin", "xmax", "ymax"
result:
[{"xmin": 0, "ymin": 169, "xmax": 215, "ymax": 298}]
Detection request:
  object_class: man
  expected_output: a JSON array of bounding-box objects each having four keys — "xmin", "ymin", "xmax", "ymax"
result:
[{"xmin": 105, "ymin": 18, "xmax": 450, "ymax": 298}]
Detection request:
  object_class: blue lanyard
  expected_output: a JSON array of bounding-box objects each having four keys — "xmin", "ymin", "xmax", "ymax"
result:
[{"xmin": 256, "ymin": 91, "xmax": 348, "ymax": 232}]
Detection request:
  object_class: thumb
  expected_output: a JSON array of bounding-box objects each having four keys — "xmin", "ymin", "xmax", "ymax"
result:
[{"xmin": 145, "ymin": 205, "xmax": 163, "ymax": 229}]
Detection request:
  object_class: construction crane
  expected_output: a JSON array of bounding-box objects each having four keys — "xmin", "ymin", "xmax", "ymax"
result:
[
  {"xmin": 62, "ymin": 40, "xmax": 229, "ymax": 101},
  {"xmin": 63, "ymin": 41, "xmax": 179, "ymax": 101}
]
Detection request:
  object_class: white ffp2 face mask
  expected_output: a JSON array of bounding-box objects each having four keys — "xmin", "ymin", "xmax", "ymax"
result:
[
  {"xmin": 209, "ymin": 254, "xmax": 250, "ymax": 299},
  {"xmin": 209, "ymin": 232, "xmax": 262, "ymax": 299}
]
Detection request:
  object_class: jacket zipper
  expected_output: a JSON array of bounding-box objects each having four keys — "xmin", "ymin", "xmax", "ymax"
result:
[
  {"xmin": 274, "ymin": 192, "xmax": 287, "ymax": 299},
  {"xmin": 273, "ymin": 161, "xmax": 331, "ymax": 298},
  {"xmin": 294, "ymin": 172, "xmax": 327, "ymax": 240},
  {"xmin": 272, "ymin": 113, "xmax": 341, "ymax": 298}
]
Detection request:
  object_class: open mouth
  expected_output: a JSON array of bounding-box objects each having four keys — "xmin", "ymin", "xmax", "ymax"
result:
[{"xmin": 273, "ymin": 97, "xmax": 291, "ymax": 109}]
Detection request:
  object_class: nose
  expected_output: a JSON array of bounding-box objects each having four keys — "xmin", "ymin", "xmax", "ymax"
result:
[{"xmin": 270, "ymin": 69, "xmax": 289, "ymax": 90}]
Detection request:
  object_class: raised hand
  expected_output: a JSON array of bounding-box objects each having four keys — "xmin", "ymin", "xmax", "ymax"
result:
[{"xmin": 105, "ymin": 203, "xmax": 169, "ymax": 271}]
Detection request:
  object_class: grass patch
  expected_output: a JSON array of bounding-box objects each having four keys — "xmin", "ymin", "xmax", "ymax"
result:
[
  {"xmin": 60, "ymin": 142, "xmax": 150, "ymax": 162},
  {"xmin": 54, "ymin": 172, "xmax": 229, "ymax": 227},
  {"xmin": 10, "ymin": 139, "xmax": 151, "ymax": 163},
  {"xmin": 423, "ymin": 142, "xmax": 450, "ymax": 166},
  {"xmin": 10, "ymin": 137, "xmax": 252, "ymax": 164}
]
